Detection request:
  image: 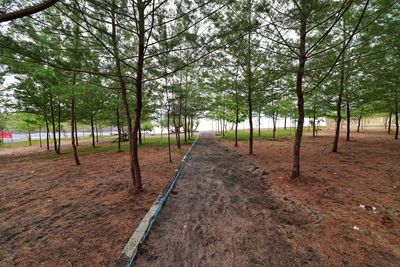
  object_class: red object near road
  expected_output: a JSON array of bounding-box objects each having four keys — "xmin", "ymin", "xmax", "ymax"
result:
[{"xmin": 0, "ymin": 131, "xmax": 12, "ymax": 138}]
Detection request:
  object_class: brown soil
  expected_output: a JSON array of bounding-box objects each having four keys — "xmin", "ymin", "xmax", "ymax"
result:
[
  {"xmin": 221, "ymin": 129, "xmax": 400, "ymax": 266},
  {"xmin": 0, "ymin": 141, "xmax": 189, "ymax": 266},
  {"xmin": 135, "ymin": 132, "xmax": 325, "ymax": 266}
]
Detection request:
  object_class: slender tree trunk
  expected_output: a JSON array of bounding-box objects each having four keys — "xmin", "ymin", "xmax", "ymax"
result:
[
  {"xmin": 75, "ymin": 119, "xmax": 78, "ymax": 146},
  {"xmin": 273, "ymin": 112, "xmax": 277, "ymax": 139},
  {"xmin": 130, "ymin": 0, "xmax": 146, "ymax": 190},
  {"xmin": 332, "ymin": 23, "xmax": 347, "ymax": 152},
  {"xmin": 388, "ymin": 111, "xmax": 392, "ymax": 134},
  {"xmin": 184, "ymin": 100, "xmax": 188, "ymax": 143},
  {"xmin": 49, "ymin": 96, "xmax": 58, "ymax": 154},
  {"xmin": 258, "ymin": 112, "xmax": 261, "ymax": 137},
  {"xmin": 284, "ymin": 117, "xmax": 287, "ymax": 131},
  {"xmin": 187, "ymin": 116, "xmax": 190, "ymax": 140},
  {"xmin": 247, "ymin": 2, "xmax": 253, "ymax": 155},
  {"xmin": 111, "ymin": 0, "xmax": 136, "ymax": 188},
  {"xmin": 312, "ymin": 103, "xmax": 316, "ymax": 137},
  {"xmin": 292, "ymin": 11, "xmax": 307, "ymax": 178},
  {"xmin": 39, "ymin": 127, "xmax": 42, "ymax": 148},
  {"xmin": 116, "ymin": 107, "xmax": 121, "ymax": 151},
  {"xmin": 175, "ymin": 126, "xmax": 181, "ymax": 149},
  {"xmin": 222, "ymin": 118, "xmax": 225, "ymax": 137},
  {"xmin": 71, "ymin": 72, "xmax": 80, "ymax": 165},
  {"xmin": 45, "ymin": 113, "xmax": 50, "ymax": 150},
  {"xmin": 346, "ymin": 101, "xmax": 350, "ymax": 141},
  {"xmin": 235, "ymin": 90, "xmax": 239, "ymax": 147},
  {"xmin": 90, "ymin": 114, "xmax": 95, "ymax": 147},
  {"xmin": 28, "ymin": 129, "xmax": 32, "ymax": 146},
  {"xmin": 192, "ymin": 117, "xmax": 194, "ymax": 138},
  {"xmin": 95, "ymin": 123, "xmax": 99, "ymax": 143},
  {"xmin": 332, "ymin": 94, "xmax": 343, "ymax": 152},
  {"xmin": 57, "ymin": 102, "xmax": 61, "ymax": 153},
  {"xmin": 167, "ymin": 107, "xmax": 172, "ymax": 162}
]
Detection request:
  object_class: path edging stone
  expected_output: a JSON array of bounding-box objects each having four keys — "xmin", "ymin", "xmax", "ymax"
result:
[{"xmin": 114, "ymin": 134, "xmax": 200, "ymax": 267}]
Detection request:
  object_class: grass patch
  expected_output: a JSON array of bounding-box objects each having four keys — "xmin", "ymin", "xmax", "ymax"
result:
[
  {"xmin": 221, "ymin": 128, "xmax": 294, "ymax": 141},
  {"xmin": 0, "ymin": 135, "xmax": 110, "ymax": 149},
  {"xmin": 58, "ymin": 134, "xmax": 197, "ymax": 156},
  {"xmin": 1, "ymin": 133, "xmax": 197, "ymax": 161}
]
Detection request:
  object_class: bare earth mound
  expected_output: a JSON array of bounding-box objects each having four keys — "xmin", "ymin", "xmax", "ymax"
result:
[
  {"xmin": 0, "ymin": 143, "xmax": 188, "ymax": 266},
  {"xmin": 222, "ymin": 129, "xmax": 400, "ymax": 266}
]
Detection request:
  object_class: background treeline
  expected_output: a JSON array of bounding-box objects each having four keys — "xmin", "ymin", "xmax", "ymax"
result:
[{"xmin": 0, "ymin": 0, "xmax": 398, "ymax": 191}]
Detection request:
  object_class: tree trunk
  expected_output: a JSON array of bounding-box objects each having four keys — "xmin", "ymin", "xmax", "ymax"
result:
[
  {"xmin": 258, "ymin": 112, "xmax": 261, "ymax": 136},
  {"xmin": 332, "ymin": 94, "xmax": 343, "ymax": 152},
  {"xmin": 39, "ymin": 127, "xmax": 42, "ymax": 148},
  {"xmin": 175, "ymin": 126, "xmax": 181, "ymax": 149},
  {"xmin": 111, "ymin": 0, "xmax": 137, "ymax": 189},
  {"xmin": 57, "ymin": 102, "xmax": 61, "ymax": 153},
  {"xmin": 184, "ymin": 108, "xmax": 188, "ymax": 143},
  {"xmin": 332, "ymin": 23, "xmax": 347, "ymax": 153},
  {"xmin": 388, "ymin": 111, "xmax": 392, "ymax": 134},
  {"xmin": 192, "ymin": 117, "xmax": 195, "ymax": 137},
  {"xmin": 95, "ymin": 123, "xmax": 99, "ymax": 143},
  {"xmin": 187, "ymin": 116, "xmax": 190, "ymax": 140},
  {"xmin": 71, "ymin": 72, "xmax": 80, "ymax": 166},
  {"xmin": 247, "ymin": 2, "xmax": 253, "ymax": 155},
  {"xmin": 272, "ymin": 112, "xmax": 277, "ymax": 139},
  {"xmin": 130, "ymin": 0, "xmax": 146, "ymax": 190},
  {"xmin": 75, "ymin": 119, "xmax": 78, "ymax": 146},
  {"xmin": 312, "ymin": 103, "xmax": 316, "ymax": 137},
  {"xmin": 292, "ymin": 11, "xmax": 307, "ymax": 178},
  {"xmin": 284, "ymin": 117, "xmax": 287, "ymax": 131},
  {"xmin": 235, "ymin": 90, "xmax": 239, "ymax": 147},
  {"xmin": 45, "ymin": 113, "xmax": 50, "ymax": 150},
  {"xmin": 346, "ymin": 101, "xmax": 350, "ymax": 141},
  {"xmin": 28, "ymin": 124, "xmax": 32, "ymax": 146},
  {"xmin": 116, "ymin": 107, "xmax": 121, "ymax": 151},
  {"xmin": 167, "ymin": 107, "xmax": 172, "ymax": 162},
  {"xmin": 222, "ymin": 119, "xmax": 225, "ymax": 137},
  {"xmin": 49, "ymin": 96, "xmax": 58, "ymax": 154},
  {"xmin": 90, "ymin": 114, "xmax": 95, "ymax": 147}
]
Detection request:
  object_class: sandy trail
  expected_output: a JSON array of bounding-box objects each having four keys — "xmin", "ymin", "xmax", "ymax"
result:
[{"xmin": 135, "ymin": 132, "xmax": 320, "ymax": 266}]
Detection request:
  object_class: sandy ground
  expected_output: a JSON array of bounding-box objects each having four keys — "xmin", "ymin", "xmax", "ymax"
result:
[
  {"xmin": 221, "ymin": 129, "xmax": 400, "ymax": 266},
  {"xmin": 1, "ymin": 129, "xmax": 399, "ymax": 266},
  {"xmin": 135, "ymin": 132, "xmax": 323, "ymax": 266},
  {"xmin": 0, "ymin": 141, "xmax": 189, "ymax": 266}
]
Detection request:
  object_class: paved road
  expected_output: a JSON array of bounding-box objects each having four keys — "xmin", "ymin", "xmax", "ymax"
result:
[{"xmin": 135, "ymin": 132, "xmax": 320, "ymax": 266}]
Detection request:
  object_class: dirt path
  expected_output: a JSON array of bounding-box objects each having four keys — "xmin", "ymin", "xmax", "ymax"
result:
[{"xmin": 135, "ymin": 132, "xmax": 322, "ymax": 266}]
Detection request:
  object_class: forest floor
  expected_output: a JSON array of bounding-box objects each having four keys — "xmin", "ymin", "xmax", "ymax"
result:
[
  {"xmin": 1, "ymin": 129, "xmax": 399, "ymax": 266},
  {"xmin": 0, "ymin": 137, "xmax": 191, "ymax": 266},
  {"xmin": 136, "ymin": 129, "xmax": 399, "ymax": 266},
  {"xmin": 221, "ymin": 128, "xmax": 400, "ymax": 266}
]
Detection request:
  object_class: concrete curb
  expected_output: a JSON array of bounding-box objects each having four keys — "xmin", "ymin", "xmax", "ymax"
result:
[{"xmin": 114, "ymin": 133, "xmax": 200, "ymax": 267}]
